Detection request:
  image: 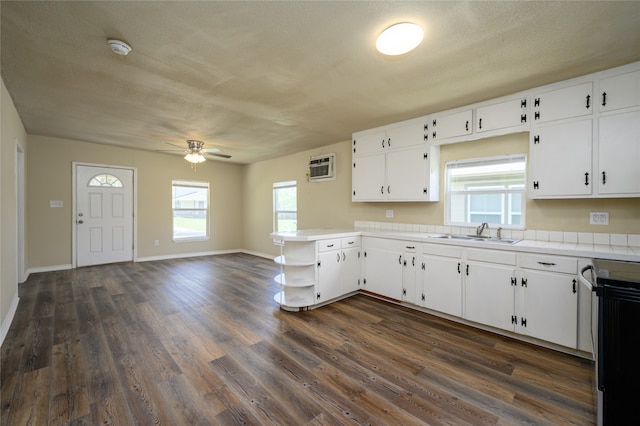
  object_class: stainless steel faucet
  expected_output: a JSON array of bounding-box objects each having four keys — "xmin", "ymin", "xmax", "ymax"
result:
[{"xmin": 476, "ymin": 222, "xmax": 489, "ymax": 236}]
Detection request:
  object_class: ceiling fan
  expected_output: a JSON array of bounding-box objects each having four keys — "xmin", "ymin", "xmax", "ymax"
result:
[{"xmin": 158, "ymin": 140, "xmax": 232, "ymax": 163}]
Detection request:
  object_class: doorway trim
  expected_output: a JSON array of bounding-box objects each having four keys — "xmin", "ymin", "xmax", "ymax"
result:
[
  {"xmin": 72, "ymin": 162, "xmax": 138, "ymax": 268},
  {"xmin": 15, "ymin": 140, "xmax": 25, "ymax": 283}
]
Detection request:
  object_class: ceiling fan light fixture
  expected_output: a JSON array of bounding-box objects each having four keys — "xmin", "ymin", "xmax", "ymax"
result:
[
  {"xmin": 376, "ymin": 22, "xmax": 423, "ymax": 55},
  {"xmin": 184, "ymin": 152, "xmax": 206, "ymax": 164}
]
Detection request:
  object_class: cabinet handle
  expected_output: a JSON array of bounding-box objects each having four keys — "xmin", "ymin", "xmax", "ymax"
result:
[
  {"xmin": 406, "ymin": 246, "xmax": 415, "ymax": 249},
  {"xmin": 466, "ymin": 264, "xmax": 469, "ymax": 276},
  {"xmin": 465, "ymin": 120, "xmax": 469, "ymax": 132},
  {"xmin": 342, "ymin": 252, "xmax": 346, "ymax": 261},
  {"xmin": 381, "ymin": 186, "xmax": 384, "ymax": 194},
  {"xmin": 586, "ymin": 94, "xmax": 591, "ymax": 109},
  {"xmin": 478, "ymin": 118, "xmax": 482, "ymax": 129},
  {"xmin": 537, "ymin": 261, "xmax": 556, "ymax": 267},
  {"xmin": 387, "ymin": 185, "xmax": 391, "ymax": 194},
  {"xmin": 602, "ymin": 92, "xmax": 607, "ymax": 107},
  {"xmin": 382, "ymin": 139, "xmax": 385, "ymax": 148},
  {"xmin": 572, "ymin": 279, "xmax": 577, "ymax": 294},
  {"xmin": 348, "ymin": 241, "xmax": 354, "ymax": 245},
  {"xmin": 412, "ymin": 257, "xmax": 415, "ymax": 267},
  {"xmin": 584, "ymin": 172, "xmax": 589, "ymax": 186},
  {"xmin": 327, "ymin": 244, "xmax": 334, "ymax": 248},
  {"xmin": 337, "ymin": 253, "xmax": 340, "ymax": 262},
  {"xmin": 388, "ymin": 138, "xmax": 391, "ymax": 147},
  {"xmin": 602, "ymin": 171, "xmax": 606, "ymax": 185},
  {"xmin": 398, "ymin": 255, "xmax": 402, "ymax": 265},
  {"xmin": 457, "ymin": 262, "xmax": 461, "ymax": 274}
]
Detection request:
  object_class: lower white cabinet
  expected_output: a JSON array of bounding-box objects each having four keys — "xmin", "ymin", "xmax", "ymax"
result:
[
  {"xmin": 317, "ymin": 237, "xmax": 361, "ymax": 303},
  {"xmin": 401, "ymin": 244, "xmax": 420, "ymax": 304},
  {"xmin": 421, "ymin": 244, "xmax": 464, "ymax": 317},
  {"xmin": 362, "ymin": 237, "xmax": 404, "ymax": 300}
]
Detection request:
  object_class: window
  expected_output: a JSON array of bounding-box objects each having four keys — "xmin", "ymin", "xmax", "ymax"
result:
[
  {"xmin": 88, "ymin": 174, "xmax": 123, "ymax": 187},
  {"xmin": 172, "ymin": 180, "xmax": 209, "ymax": 241},
  {"xmin": 273, "ymin": 180, "xmax": 297, "ymax": 232},
  {"xmin": 446, "ymin": 155, "xmax": 526, "ymax": 228}
]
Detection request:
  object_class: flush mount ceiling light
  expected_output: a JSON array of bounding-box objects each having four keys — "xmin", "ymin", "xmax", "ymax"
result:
[
  {"xmin": 376, "ymin": 22, "xmax": 424, "ymax": 55},
  {"xmin": 107, "ymin": 39, "xmax": 132, "ymax": 56}
]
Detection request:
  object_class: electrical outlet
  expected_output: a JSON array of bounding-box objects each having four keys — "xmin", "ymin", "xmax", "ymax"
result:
[
  {"xmin": 590, "ymin": 211, "xmax": 609, "ymax": 225},
  {"xmin": 386, "ymin": 210, "xmax": 394, "ymax": 218},
  {"xmin": 49, "ymin": 200, "xmax": 63, "ymax": 208},
  {"xmin": 154, "ymin": 240, "xmax": 160, "ymax": 247}
]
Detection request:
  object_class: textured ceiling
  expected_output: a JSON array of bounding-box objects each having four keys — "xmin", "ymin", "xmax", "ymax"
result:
[{"xmin": 2, "ymin": 1, "xmax": 639, "ymax": 164}]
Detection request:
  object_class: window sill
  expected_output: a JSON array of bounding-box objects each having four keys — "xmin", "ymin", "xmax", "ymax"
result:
[{"xmin": 173, "ymin": 236, "xmax": 210, "ymax": 244}]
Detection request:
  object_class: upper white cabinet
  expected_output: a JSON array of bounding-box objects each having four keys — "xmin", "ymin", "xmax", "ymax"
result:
[
  {"xmin": 598, "ymin": 70, "xmax": 640, "ymax": 113},
  {"xmin": 475, "ymin": 97, "xmax": 529, "ymax": 134},
  {"xmin": 529, "ymin": 120, "xmax": 593, "ymax": 198},
  {"xmin": 352, "ymin": 119, "xmax": 439, "ymax": 202},
  {"xmin": 597, "ymin": 111, "xmax": 640, "ymax": 196},
  {"xmin": 431, "ymin": 109, "xmax": 473, "ymax": 142},
  {"xmin": 532, "ymin": 82, "xmax": 593, "ymax": 124}
]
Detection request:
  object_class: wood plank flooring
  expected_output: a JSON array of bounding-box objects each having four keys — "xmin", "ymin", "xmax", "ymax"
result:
[{"xmin": 1, "ymin": 253, "xmax": 596, "ymax": 425}]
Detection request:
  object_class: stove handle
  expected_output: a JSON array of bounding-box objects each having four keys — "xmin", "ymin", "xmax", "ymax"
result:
[{"xmin": 579, "ymin": 264, "xmax": 595, "ymax": 292}]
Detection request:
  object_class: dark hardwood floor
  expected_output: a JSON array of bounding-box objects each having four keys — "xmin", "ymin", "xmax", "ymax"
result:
[{"xmin": 1, "ymin": 253, "xmax": 596, "ymax": 425}]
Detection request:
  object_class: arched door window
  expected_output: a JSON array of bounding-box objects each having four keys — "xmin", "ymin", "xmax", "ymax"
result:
[{"xmin": 88, "ymin": 174, "xmax": 123, "ymax": 188}]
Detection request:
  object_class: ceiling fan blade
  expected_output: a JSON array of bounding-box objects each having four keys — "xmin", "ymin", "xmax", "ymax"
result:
[
  {"xmin": 207, "ymin": 153, "xmax": 232, "ymax": 159},
  {"xmin": 165, "ymin": 142, "xmax": 188, "ymax": 150},
  {"xmin": 203, "ymin": 147, "xmax": 221, "ymax": 153}
]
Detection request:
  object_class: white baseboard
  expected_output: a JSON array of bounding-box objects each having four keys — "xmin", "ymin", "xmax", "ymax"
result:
[
  {"xmin": 136, "ymin": 249, "xmax": 241, "ymax": 263},
  {"xmin": 239, "ymin": 249, "xmax": 275, "ymax": 260},
  {"xmin": 26, "ymin": 264, "xmax": 73, "ymax": 275},
  {"xmin": 0, "ymin": 293, "xmax": 20, "ymax": 347}
]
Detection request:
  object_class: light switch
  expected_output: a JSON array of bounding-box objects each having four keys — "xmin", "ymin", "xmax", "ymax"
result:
[{"xmin": 50, "ymin": 200, "xmax": 63, "ymax": 208}]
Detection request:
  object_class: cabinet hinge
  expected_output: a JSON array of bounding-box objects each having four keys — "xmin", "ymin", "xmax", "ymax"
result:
[
  {"xmin": 533, "ymin": 181, "xmax": 539, "ymax": 190},
  {"xmin": 511, "ymin": 315, "xmax": 517, "ymax": 325},
  {"xmin": 521, "ymin": 99, "xmax": 527, "ymax": 108},
  {"xmin": 533, "ymin": 135, "xmax": 540, "ymax": 144},
  {"xmin": 423, "ymin": 188, "xmax": 428, "ymax": 195},
  {"xmin": 520, "ymin": 114, "xmax": 527, "ymax": 123},
  {"xmin": 317, "ymin": 261, "xmax": 321, "ymax": 267},
  {"xmin": 421, "ymin": 262, "xmax": 425, "ymax": 271},
  {"xmin": 521, "ymin": 318, "xmax": 527, "ymax": 327},
  {"xmin": 358, "ymin": 251, "xmax": 361, "ymax": 259},
  {"xmin": 534, "ymin": 97, "xmax": 540, "ymax": 107},
  {"xmin": 511, "ymin": 277, "xmax": 516, "ymax": 286},
  {"xmin": 423, "ymin": 153, "xmax": 428, "ymax": 159},
  {"xmin": 403, "ymin": 289, "xmax": 406, "ymax": 296},
  {"xmin": 534, "ymin": 111, "xmax": 540, "ymax": 120},
  {"xmin": 432, "ymin": 119, "xmax": 437, "ymax": 127},
  {"xmin": 521, "ymin": 278, "xmax": 527, "ymax": 287},
  {"xmin": 424, "ymin": 123, "xmax": 429, "ymax": 131},
  {"xmin": 353, "ymin": 162, "xmax": 356, "ymax": 168},
  {"xmin": 432, "ymin": 131, "xmax": 437, "ymax": 139},
  {"xmin": 421, "ymin": 294, "xmax": 426, "ymax": 301},
  {"xmin": 353, "ymin": 190, "xmax": 356, "ymax": 197},
  {"xmin": 363, "ymin": 278, "xmax": 367, "ymax": 285},
  {"xmin": 424, "ymin": 133, "xmax": 428, "ymax": 141},
  {"xmin": 364, "ymin": 251, "xmax": 367, "ymax": 258},
  {"xmin": 358, "ymin": 279, "xmax": 361, "ymax": 286},
  {"xmin": 317, "ymin": 292, "xmax": 321, "ymax": 300}
]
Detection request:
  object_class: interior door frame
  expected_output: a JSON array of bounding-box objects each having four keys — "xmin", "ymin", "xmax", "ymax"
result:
[{"xmin": 72, "ymin": 162, "xmax": 138, "ymax": 268}]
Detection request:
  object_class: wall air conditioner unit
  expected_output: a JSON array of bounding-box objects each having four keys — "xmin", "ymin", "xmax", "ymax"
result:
[{"xmin": 308, "ymin": 153, "xmax": 336, "ymax": 182}]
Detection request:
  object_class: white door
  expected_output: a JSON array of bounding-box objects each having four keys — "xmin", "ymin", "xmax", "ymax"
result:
[{"xmin": 76, "ymin": 165, "xmax": 134, "ymax": 267}]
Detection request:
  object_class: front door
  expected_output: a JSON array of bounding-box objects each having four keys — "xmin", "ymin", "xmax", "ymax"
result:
[{"xmin": 76, "ymin": 165, "xmax": 134, "ymax": 267}]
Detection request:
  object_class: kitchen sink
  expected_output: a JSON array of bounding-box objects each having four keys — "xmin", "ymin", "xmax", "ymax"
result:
[{"xmin": 428, "ymin": 234, "xmax": 521, "ymax": 245}]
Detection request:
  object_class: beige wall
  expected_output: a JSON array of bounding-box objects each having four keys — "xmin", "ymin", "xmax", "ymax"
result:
[
  {"xmin": 27, "ymin": 135, "xmax": 244, "ymax": 268},
  {"xmin": 1, "ymin": 77, "xmax": 28, "ymax": 334},
  {"xmin": 244, "ymin": 132, "xmax": 640, "ymax": 258}
]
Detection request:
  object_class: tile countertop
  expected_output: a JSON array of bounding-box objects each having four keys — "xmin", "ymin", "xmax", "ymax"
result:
[{"xmin": 271, "ymin": 229, "xmax": 640, "ymax": 262}]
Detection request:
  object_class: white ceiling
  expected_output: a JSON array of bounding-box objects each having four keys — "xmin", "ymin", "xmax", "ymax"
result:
[{"xmin": 2, "ymin": 1, "xmax": 639, "ymax": 164}]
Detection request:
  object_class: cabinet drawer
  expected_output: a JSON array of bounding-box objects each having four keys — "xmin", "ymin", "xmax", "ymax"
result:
[
  {"xmin": 341, "ymin": 236, "xmax": 361, "ymax": 249},
  {"xmin": 467, "ymin": 248, "xmax": 516, "ymax": 266},
  {"xmin": 518, "ymin": 254, "xmax": 577, "ymax": 274},
  {"xmin": 422, "ymin": 243, "xmax": 463, "ymax": 259},
  {"xmin": 318, "ymin": 238, "xmax": 341, "ymax": 252}
]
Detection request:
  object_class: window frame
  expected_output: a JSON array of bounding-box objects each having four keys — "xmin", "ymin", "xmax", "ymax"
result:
[
  {"xmin": 273, "ymin": 180, "xmax": 297, "ymax": 232},
  {"xmin": 445, "ymin": 155, "xmax": 526, "ymax": 229},
  {"xmin": 172, "ymin": 180, "xmax": 210, "ymax": 243}
]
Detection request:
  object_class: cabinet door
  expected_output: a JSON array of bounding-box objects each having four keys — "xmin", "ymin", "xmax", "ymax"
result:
[
  {"xmin": 529, "ymin": 120, "xmax": 593, "ymax": 197},
  {"xmin": 386, "ymin": 147, "xmax": 429, "ymax": 201},
  {"xmin": 476, "ymin": 98, "xmax": 528, "ymax": 134},
  {"xmin": 432, "ymin": 109, "xmax": 473, "ymax": 141},
  {"xmin": 599, "ymin": 70, "xmax": 640, "ymax": 112},
  {"xmin": 341, "ymin": 247, "xmax": 361, "ymax": 294},
  {"xmin": 532, "ymin": 82, "xmax": 593, "ymax": 123},
  {"xmin": 352, "ymin": 154, "xmax": 385, "ymax": 201},
  {"xmin": 422, "ymin": 255, "xmax": 463, "ymax": 317},
  {"xmin": 352, "ymin": 131, "xmax": 387, "ymax": 156},
  {"xmin": 364, "ymin": 247, "xmax": 403, "ymax": 300},
  {"xmin": 402, "ymin": 252, "xmax": 418, "ymax": 304},
  {"xmin": 385, "ymin": 121, "xmax": 426, "ymax": 150},
  {"xmin": 317, "ymin": 250, "xmax": 342, "ymax": 303},
  {"xmin": 464, "ymin": 262, "xmax": 515, "ymax": 332},
  {"xmin": 520, "ymin": 270, "xmax": 578, "ymax": 348},
  {"xmin": 598, "ymin": 111, "xmax": 640, "ymax": 196}
]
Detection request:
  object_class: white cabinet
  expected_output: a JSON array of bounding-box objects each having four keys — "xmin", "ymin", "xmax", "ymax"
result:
[
  {"xmin": 517, "ymin": 254, "xmax": 578, "ymax": 349},
  {"xmin": 421, "ymin": 244, "xmax": 464, "ymax": 317},
  {"xmin": 317, "ymin": 237, "xmax": 361, "ymax": 303},
  {"xmin": 401, "ymin": 244, "xmax": 419, "ymax": 304},
  {"xmin": 475, "ymin": 97, "xmax": 528, "ymax": 134},
  {"xmin": 431, "ymin": 109, "xmax": 473, "ymax": 142},
  {"xmin": 272, "ymin": 240, "xmax": 317, "ymax": 310},
  {"xmin": 464, "ymin": 249, "xmax": 517, "ymax": 332},
  {"xmin": 532, "ymin": 82, "xmax": 593, "ymax": 124},
  {"xmin": 597, "ymin": 110, "xmax": 640, "ymax": 196},
  {"xmin": 598, "ymin": 70, "xmax": 640, "ymax": 113},
  {"xmin": 529, "ymin": 119, "xmax": 593, "ymax": 197},
  {"xmin": 352, "ymin": 119, "xmax": 439, "ymax": 202},
  {"xmin": 362, "ymin": 237, "xmax": 403, "ymax": 300}
]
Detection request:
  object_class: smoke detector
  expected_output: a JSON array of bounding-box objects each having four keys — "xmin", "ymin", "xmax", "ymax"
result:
[{"xmin": 107, "ymin": 39, "xmax": 132, "ymax": 56}]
